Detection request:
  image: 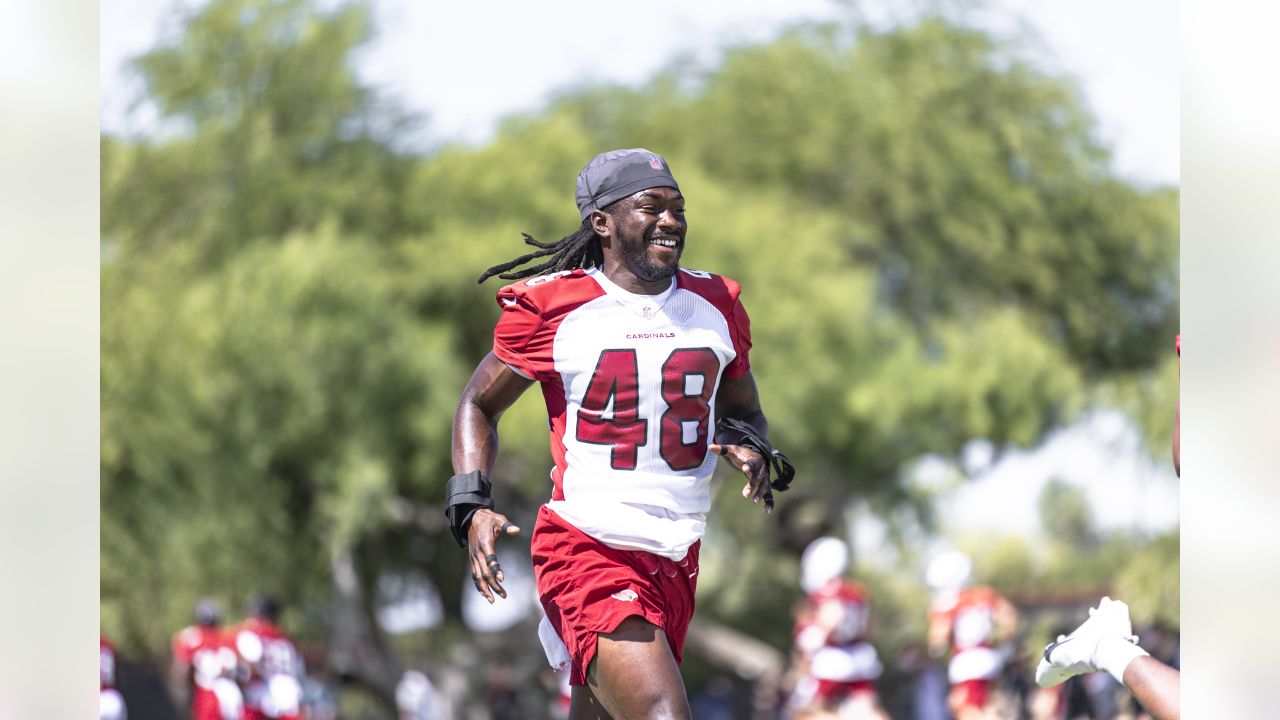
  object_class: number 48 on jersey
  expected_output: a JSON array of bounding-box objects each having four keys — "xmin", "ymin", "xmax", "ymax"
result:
[{"xmin": 574, "ymin": 347, "xmax": 720, "ymax": 472}]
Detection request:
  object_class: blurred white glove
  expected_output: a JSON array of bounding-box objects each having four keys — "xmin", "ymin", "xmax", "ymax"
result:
[{"xmin": 1036, "ymin": 596, "xmax": 1148, "ymax": 687}]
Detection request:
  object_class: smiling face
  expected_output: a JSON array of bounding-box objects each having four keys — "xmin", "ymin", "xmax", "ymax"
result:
[{"xmin": 592, "ymin": 186, "xmax": 687, "ymax": 294}]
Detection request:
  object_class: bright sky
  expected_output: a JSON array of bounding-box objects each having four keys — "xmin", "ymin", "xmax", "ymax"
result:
[
  {"xmin": 936, "ymin": 411, "xmax": 1179, "ymax": 538},
  {"xmin": 99, "ymin": 0, "xmax": 1181, "ymax": 540},
  {"xmin": 101, "ymin": 0, "xmax": 1179, "ymax": 186}
]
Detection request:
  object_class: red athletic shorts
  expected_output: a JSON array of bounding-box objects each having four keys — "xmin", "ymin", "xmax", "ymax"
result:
[
  {"xmin": 530, "ymin": 505, "xmax": 700, "ymax": 685},
  {"xmin": 952, "ymin": 678, "xmax": 993, "ymax": 710},
  {"xmin": 190, "ymin": 688, "xmax": 222, "ymax": 720},
  {"xmin": 243, "ymin": 709, "xmax": 299, "ymax": 720},
  {"xmin": 815, "ymin": 678, "xmax": 877, "ymax": 703}
]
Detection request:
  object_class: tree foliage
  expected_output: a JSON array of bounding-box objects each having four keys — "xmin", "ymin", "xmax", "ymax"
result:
[
  {"xmin": 101, "ymin": 0, "xmax": 1178, "ymax": 702},
  {"xmin": 1038, "ymin": 478, "xmax": 1096, "ymax": 549}
]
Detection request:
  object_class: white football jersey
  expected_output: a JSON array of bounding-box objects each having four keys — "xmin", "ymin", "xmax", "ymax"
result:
[{"xmin": 493, "ymin": 266, "xmax": 752, "ymax": 559}]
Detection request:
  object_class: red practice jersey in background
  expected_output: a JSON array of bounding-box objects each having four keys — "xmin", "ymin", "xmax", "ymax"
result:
[
  {"xmin": 797, "ymin": 578, "xmax": 872, "ymax": 649},
  {"xmin": 173, "ymin": 624, "xmax": 241, "ymax": 720},
  {"xmin": 235, "ymin": 618, "xmax": 305, "ymax": 720},
  {"xmin": 100, "ymin": 635, "xmax": 119, "ymax": 691}
]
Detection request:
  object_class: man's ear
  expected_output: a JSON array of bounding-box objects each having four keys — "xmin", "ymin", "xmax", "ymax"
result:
[{"xmin": 589, "ymin": 210, "xmax": 612, "ymax": 241}]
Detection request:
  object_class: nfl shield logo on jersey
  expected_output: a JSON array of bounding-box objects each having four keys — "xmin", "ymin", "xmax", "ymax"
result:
[{"xmin": 648, "ymin": 154, "xmax": 664, "ymax": 170}]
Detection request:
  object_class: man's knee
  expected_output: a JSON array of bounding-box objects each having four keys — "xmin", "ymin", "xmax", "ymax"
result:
[{"xmin": 587, "ymin": 675, "xmax": 685, "ymax": 720}]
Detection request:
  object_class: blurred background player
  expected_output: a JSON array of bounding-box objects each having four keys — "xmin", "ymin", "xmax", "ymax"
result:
[
  {"xmin": 926, "ymin": 550, "xmax": 1019, "ymax": 720},
  {"xmin": 1036, "ymin": 596, "xmax": 1180, "ymax": 720},
  {"xmin": 101, "ymin": 633, "xmax": 128, "ymax": 720},
  {"xmin": 234, "ymin": 595, "xmax": 306, "ymax": 720},
  {"xmin": 171, "ymin": 598, "xmax": 243, "ymax": 720},
  {"xmin": 395, "ymin": 669, "xmax": 447, "ymax": 720},
  {"xmin": 786, "ymin": 536, "xmax": 890, "ymax": 720}
]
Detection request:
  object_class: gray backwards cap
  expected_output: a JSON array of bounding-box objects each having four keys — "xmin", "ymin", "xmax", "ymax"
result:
[{"xmin": 575, "ymin": 148, "xmax": 680, "ymax": 220}]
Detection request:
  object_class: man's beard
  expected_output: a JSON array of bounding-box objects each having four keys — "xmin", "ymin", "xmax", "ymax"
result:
[{"xmin": 622, "ymin": 229, "xmax": 680, "ymax": 282}]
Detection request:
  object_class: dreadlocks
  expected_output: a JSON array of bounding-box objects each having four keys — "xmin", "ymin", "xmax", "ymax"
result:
[{"xmin": 477, "ymin": 218, "xmax": 604, "ymax": 284}]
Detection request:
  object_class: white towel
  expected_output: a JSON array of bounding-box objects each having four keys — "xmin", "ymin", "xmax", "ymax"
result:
[{"xmin": 538, "ymin": 615, "xmax": 572, "ymax": 671}]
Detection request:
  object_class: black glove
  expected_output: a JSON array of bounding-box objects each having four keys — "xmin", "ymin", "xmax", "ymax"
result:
[{"xmin": 714, "ymin": 417, "xmax": 796, "ymax": 492}]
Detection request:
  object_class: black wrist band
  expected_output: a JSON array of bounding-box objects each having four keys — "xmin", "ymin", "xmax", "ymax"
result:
[
  {"xmin": 444, "ymin": 471, "xmax": 494, "ymax": 548},
  {"xmin": 714, "ymin": 417, "xmax": 797, "ymax": 492}
]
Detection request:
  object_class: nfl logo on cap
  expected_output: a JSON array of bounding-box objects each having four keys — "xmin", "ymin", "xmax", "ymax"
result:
[{"xmin": 575, "ymin": 148, "xmax": 681, "ymax": 220}]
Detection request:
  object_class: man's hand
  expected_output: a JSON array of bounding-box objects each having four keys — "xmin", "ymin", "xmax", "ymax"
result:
[
  {"xmin": 708, "ymin": 443, "xmax": 772, "ymax": 512},
  {"xmin": 465, "ymin": 508, "xmax": 521, "ymax": 603}
]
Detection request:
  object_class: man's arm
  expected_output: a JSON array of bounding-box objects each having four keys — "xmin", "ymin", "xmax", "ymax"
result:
[
  {"xmin": 995, "ymin": 594, "xmax": 1019, "ymax": 642},
  {"xmin": 713, "ymin": 371, "xmax": 767, "ymax": 437},
  {"xmin": 927, "ymin": 613, "xmax": 951, "ymax": 657},
  {"xmin": 1124, "ymin": 655, "xmax": 1181, "ymax": 720},
  {"xmin": 710, "ymin": 371, "xmax": 772, "ymax": 511},
  {"xmin": 1036, "ymin": 597, "xmax": 1178, "ymax": 720},
  {"xmin": 451, "ymin": 352, "xmax": 533, "ymax": 603},
  {"xmin": 167, "ymin": 644, "xmax": 190, "ymax": 708}
]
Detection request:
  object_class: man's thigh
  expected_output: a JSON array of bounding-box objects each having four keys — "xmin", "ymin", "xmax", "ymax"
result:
[
  {"xmin": 569, "ymin": 683, "xmax": 612, "ymax": 720},
  {"xmin": 585, "ymin": 616, "xmax": 691, "ymax": 720}
]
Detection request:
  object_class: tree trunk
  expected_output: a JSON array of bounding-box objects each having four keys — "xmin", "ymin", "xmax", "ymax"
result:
[
  {"xmin": 327, "ymin": 543, "xmax": 403, "ymax": 710},
  {"xmin": 684, "ymin": 617, "xmax": 785, "ymax": 720}
]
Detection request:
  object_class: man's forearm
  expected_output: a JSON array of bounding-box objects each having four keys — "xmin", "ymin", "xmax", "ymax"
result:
[
  {"xmin": 452, "ymin": 398, "xmax": 500, "ymax": 476},
  {"xmin": 1123, "ymin": 656, "xmax": 1180, "ymax": 720},
  {"xmin": 715, "ymin": 409, "xmax": 768, "ymax": 445},
  {"xmin": 167, "ymin": 666, "xmax": 188, "ymax": 707},
  {"xmin": 451, "ymin": 353, "xmax": 533, "ymax": 477},
  {"xmin": 713, "ymin": 371, "xmax": 768, "ymax": 444}
]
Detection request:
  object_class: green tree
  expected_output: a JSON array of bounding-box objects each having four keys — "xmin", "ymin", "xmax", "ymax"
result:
[
  {"xmin": 103, "ymin": 0, "xmax": 419, "ymax": 266},
  {"xmin": 1038, "ymin": 478, "xmax": 1097, "ymax": 549},
  {"xmin": 552, "ymin": 19, "xmax": 1178, "ymax": 373},
  {"xmin": 1114, "ymin": 530, "xmax": 1179, "ymax": 629},
  {"xmin": 102, "ymin": 1, "xmax": 1178, "ymax": 711}
]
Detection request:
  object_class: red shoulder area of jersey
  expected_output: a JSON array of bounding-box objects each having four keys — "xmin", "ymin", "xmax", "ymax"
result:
[
  {"xmin": 495, "ymin": 268, "xmax": 603, "ymax": 312},
  {"xmin": 173, "ymin": 625, "xmax": 226, "ymax": 661},
  {"xmin": 676, "ymin": 268, "xmax": 751, "ymax": 378},
  {"xmin": 174, "ymin": 625, "xmax": 205, "ymax": 648},
  {"xmin": 811, "ymin": 578, "xmax": 870, "ymax": 604},
  {"xmin": 958, "ymin": 586, "xmax": 1001, "ymax": 607},
  {"xmin": 238, "ymin": 617, "xmax": 290, "ymax": 641},
  {"xmin": 492, "ymin": 270, "xmax": 607, "ymax": 381},
  {"xmin": 675, "ymin": 267, "xmax": 741, "ymax": 305}
]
